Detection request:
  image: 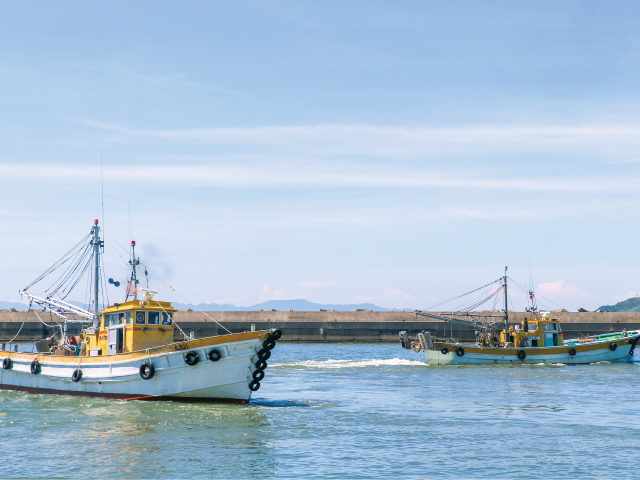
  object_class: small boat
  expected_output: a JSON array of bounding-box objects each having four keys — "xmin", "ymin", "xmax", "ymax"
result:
[
  {"xmin": 0, "ymin": 220, "xmax": 281, "ymax": 403},
  {"xmin": 400, "ymin": 269, "xmax": 640, "ymax": 365}
]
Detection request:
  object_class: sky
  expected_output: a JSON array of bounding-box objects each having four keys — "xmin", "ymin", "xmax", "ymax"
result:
[{"xmin": 1, "ymin": 1, "xmax": 640, "ymax": 311}]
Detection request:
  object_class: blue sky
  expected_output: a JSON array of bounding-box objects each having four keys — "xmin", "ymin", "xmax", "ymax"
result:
[{"xmin": 1, "ymin": 1, "xmax": 640, "ymax": 310}]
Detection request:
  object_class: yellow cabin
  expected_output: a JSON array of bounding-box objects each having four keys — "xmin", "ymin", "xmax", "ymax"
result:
[
  {"xmin": 83, "ymin": 299, "xmax": 176, "ymax": 355},
  {"xmin": 500, "ymin": 315, "xmax": 564, "ymax": 348}
]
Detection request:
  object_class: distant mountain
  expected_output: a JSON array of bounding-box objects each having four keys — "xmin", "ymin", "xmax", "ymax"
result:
[
  {"xmin": 596, "ymin": 297, "xmax": 640, "ymax": 312},
  {"xmin": 0, "ymin": 301, "xmax": 30, "ymax": 311},
  {"xmin": 0, "ymin": 298, "xmax": 411, "ymax": 313},
  {"xmin": 172, "ymin": 299, "xmax": 410, "ymax": 312}
]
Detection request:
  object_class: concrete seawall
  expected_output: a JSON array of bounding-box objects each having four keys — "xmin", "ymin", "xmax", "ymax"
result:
[{"xmin": 2, "ymin": 309, "xmax": 640, "ymax": 343}]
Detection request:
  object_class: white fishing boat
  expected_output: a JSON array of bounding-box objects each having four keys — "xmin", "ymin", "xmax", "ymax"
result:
[
  {"xmin": 0, "ymin": 220, "xmax": 281, "ymax": 403},
  {"xmin": 400, "ymin": 269, "xmax": 640, "ymax": 365}
]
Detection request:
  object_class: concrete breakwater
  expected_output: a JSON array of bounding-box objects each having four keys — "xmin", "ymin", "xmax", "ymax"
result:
[{"xmin": 1, "ymin": 309, "xmax": 640, "ymax": 343}]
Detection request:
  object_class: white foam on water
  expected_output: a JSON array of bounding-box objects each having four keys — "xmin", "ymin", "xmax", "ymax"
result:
[{"xmin": 272, "ymin": 358, "xmax": 425, "ymax": 369}]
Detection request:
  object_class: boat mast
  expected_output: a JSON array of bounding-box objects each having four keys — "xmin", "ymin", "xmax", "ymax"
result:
[
  {"xmin": 92, "ymin": 219, "xmax": 102, "ymax": 328},
  {"xmin": 503, "ymin": 266, "xmax": 508, "ymax": 332},
  {"xmin": 126, "ymin": 240, "xmax": 140, "ymax": 301}
]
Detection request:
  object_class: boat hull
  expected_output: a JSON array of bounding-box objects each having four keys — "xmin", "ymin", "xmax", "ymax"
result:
[
  {"xmin": 0, "ymin": 331, "xmax": 272, "ymax": 403},
  {"xmin": 424, "ymin": 334, "xmax": 639, "ymax": 365}
]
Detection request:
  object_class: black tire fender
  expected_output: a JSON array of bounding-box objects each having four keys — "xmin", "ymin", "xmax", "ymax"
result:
[
  {"xmin": 208, "ymin": 349, "xmax": 222, "ymax": 362},
  {"xmin": 517, "ymin": 350, "xmax": 526, "ymax": 360},
  {"xmin": 72, "ymin": 368, "xmax": 82, "ymax": 382},
  {"xmin": 441, "ymin": 347, "xmax": 449, "ymax": 355},
  {"xmin": 140, "ymin": 362, "xmax": 155, "ymax": 380},
  {"xmin": 249, "ymin": 380, "xmax": 261, "ymax": 392},
  {"xmin": 252, "ymin": 369, "xmax": 265, "ymax": 381},
  {"xmin": 257, "ymin": 348, "xmax": 271, "ymax": 361},
  {"xmin": 569, "ymin": 348, "xmax": 577, "ymax": 356},
  {"xmin": 254, "ymin": 359, "xmax": 267, "ymax": 370},
  {"xmin": 2, "ymin": 357, "xmax": 11, "ymax": 370},
  {"xmin": 269, "ymin": 329, "xmax": 282, "ymax": 341},
  {"xmin": 610, "ymin": 343, "xmax": 618, "ymax": 352},
  {"xmin": 456, "ymin": 347, "xmax": 465, "ymax": 357},
  {"xmin": 262, "ymin": 338, "xmax": 276, "ymax": 350},
  {"xmin": 30, "ymin": 359, "xmax": 41, "ymax": 375},
  {"xmin": 185, "ymin": 351, "xmax": 199, "ymax": 366}
]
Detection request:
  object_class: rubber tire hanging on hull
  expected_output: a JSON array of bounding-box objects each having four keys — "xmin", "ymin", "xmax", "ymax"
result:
[
  {"xmin": 252, "ymin": 370, "xmax": 265, "ymax": 381},
  {"xmin": 254, "ymin": 359, "xmax": 267, "ymax": 370},
  {"xmin": 257, "ymin": 348, "xmax": 271, "ymax": 361},
  {"xmin": 569, "ymin": 348, "xmax": 577, "ymax": 356},
  {"xmin": 140, "ymin": 363, "xmax": 155, "ymax": 380},
  {"xmin": 262, "ymin": 338, "xmax": 276, "ymax": 350},
  {"xmin": 609, "ymin": 343, "xmax": 618, "ymax": 351},
  {"xmin": 441, "ymin": 347, "xmax": 449, "ymax": 355},
  {"xmin": 269, "ymin": 329, "xmax": 283, "ymax": 340},
  {"xmin": 456, "ymin": 347, "xmax": 465, "ymax": 357},
  {"xmin": 249, "ymin": 380, "xmax": 260, "ymax": 391},
  {"xmin": 30, "ymin": 359, "xmax": 40, "ymax": 374},
  {"xmin": 517, "ymin": 350, "xmax": 526, "ymax": 360},
  {"xmin": 185, "ymin": 351, "xmax": 199, "ymax": 366},
  {"xmin": 208, "ymin": 349, "xmax": 222, "ymax": 362},
  {"xmin": 72, "ymin": 368, "xmax": 82, "ymax": 382},
  {"xmin": 2, "ymin": 357, "xmax": 11, "ymax": 370}
]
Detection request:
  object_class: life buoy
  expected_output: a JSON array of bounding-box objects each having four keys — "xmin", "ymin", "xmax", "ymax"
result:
[
  {"xmin": 2, "ymin": 358, "xmax": 11, "ymax": 370},
  {"xmin": 569, "ymin": 348, "xmax": 577, "ymax": 356},
  {"xmin": 441, "ymin": 347, "xmax": 449, "ymax": 355},
  {"xmin": 254, "ymin": 359, "xmax": 267, "ymax": 370},
  {"xmin": 517, "ymin": 350, "xmax": 526, "ymax": 360},
  {"xmin": 269, "ymin": 329, "xmax": 283, "ymax": 341},
  {"xmin": 208, "ymin": 349, "xmax": 222, "ymax": 362},
  {"xmin": 72, "ymin": 368, "xmax": 82, "ymax": 382},
  {"xmin": 185, "ymin": 351, "xmax": 199, "ymax": 366},
  {"xmin": 249, "ymin": 380, "xmax": 260, "ymax": 391},
  {"xmin": 257, "ymin": 348, "xmax": 271, "ymax": 361},
  {"xmin": 609, "ymin": 343, "xmax": 618, "ymax": 352},
  {"xmin": 262, "ymin": 338, "xmax": 276, "ymax": 351},
  {"xmin": 456, "ymin": 347, "xmax": 465, "ymax": 357},
  {"xmin": 30, "ymin": 359, "xmax": 41, "ymax": 374},
  {"xmin": 252, "ymin": 370, "xmax": 265, "ymax": 381},
  {"xmin": 140, "ymin": 363, "xmax": 155, "ymax": 380}
]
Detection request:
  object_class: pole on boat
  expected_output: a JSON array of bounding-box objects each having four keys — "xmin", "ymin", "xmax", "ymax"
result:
[
  {"xmin": 503, "ymin": 266, "xmax": 508, "ymax": 333},
  {"xmin": 93, "ymin": 219, "xmax": 101, "ymax": 328},
  {"xmin": 126, "ymin": 240, "xmax": 140, "ymax": 301}
]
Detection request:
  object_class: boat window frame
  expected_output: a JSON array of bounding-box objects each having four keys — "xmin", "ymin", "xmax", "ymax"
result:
[
  {"xmin": 148, "ymin": 311, "xmax": 160, "ymax": 325},
  {"xmin": 135, "ymin": 310, "xmax": 146, "ymax": 325},
  {"xmin": 162, "ymin": 312, "xmax": 173, "ymax": 326}
]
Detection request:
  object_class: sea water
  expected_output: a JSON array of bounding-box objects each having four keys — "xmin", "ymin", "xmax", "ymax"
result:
[{"xmin": 2, "ymin": 343, "xmax": 639, "ymax": 479}]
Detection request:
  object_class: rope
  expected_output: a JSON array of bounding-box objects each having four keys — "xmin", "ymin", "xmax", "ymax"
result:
[
  {"xmin": 7, "ymin": 303, "xmax": 32, "ymax": 343},
  {"xmin": 105, "ymin": 233, "xmax": 232, "ymax": 335}
]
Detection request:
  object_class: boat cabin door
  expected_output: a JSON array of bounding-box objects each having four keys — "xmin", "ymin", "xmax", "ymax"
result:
[{"xmin": 107, "ymin": 325, "xmax": 125, "ymax": 355}]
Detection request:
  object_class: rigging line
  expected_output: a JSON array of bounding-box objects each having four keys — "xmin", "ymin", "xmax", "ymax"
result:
[
  {"xmin": 103, "ymin": 232, "xmax": 232, "ymax": 334},
  {"xmin": 22, "ymin": 232, "xmax": 92, "ymax": 291},
  {"xmin": 44, "ymin": 242, "xmax": 93, "ymax": 296},
  {"xmin": 151, "ymin": 300, "xmax": 190, "ymax": 341},
  {"xmin": 33, "ymin": 308, "xmax": 63, "ymax": 338},
  {"xmin": 145, "ymin": 269, "xmax": 232, "ymax": 335},
  {"xmin": 7, "ymin": 303, "xmax": 32, "ymax": 343},
  {"xmin": 50, "ymin": 246, "xmax": 93, "ymax": 297},
  {"xmin": 422, "ymin": 278, "xmax": 503, "ymax": 311}
]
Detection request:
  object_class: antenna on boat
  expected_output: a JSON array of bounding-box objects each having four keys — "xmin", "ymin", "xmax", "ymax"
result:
[
  {"xmin": 126, "ymin": 240, "xmax": 140, "ymax": 302},
  {"xmin": 503, "ymin": 266, "xmax": 508, "ymax": 331}
]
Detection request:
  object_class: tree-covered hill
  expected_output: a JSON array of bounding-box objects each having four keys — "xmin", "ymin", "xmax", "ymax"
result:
[{"xmin": 596, "ymin": 297, "xmax": 640, "ymax": 312}]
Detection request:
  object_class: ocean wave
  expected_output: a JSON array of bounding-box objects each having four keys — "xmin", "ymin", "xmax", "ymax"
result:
[{"xmin": 272, "ymin": 358, "xmax": 425, "ymax": 369}]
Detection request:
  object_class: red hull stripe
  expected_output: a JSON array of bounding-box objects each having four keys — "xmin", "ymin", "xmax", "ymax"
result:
[{"xmin": 0, "ymin": 384, "xmax": 249, "ymax": 404}]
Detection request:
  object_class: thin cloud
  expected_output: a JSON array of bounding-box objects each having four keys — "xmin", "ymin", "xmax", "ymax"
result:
[
  {"xmin": 299, "ymin": 281, "xmax": 338, "ymax": 288},
  {"xmin": 1, "ymin": 163, "xmax": 637, "ymax": 193},
  {"xmin": 77, "ymin": 120, "xmax": 640, "ymax": 157}
]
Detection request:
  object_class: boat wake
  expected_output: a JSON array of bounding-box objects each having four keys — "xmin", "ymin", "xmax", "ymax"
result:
[{"xmin": 272, "ymin": 358, "xmax": 425, "ymax": 369}]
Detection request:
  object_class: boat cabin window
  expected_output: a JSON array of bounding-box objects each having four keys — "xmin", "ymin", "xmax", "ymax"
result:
[
  {"xmin": 135, "ymin": 310, "xmax": 146, "ymax": 325},
  {"xmin": 148, "ymin": 311, "xmax": 160, "ymax": 325},
  {"xmin": 119, "ymin": 311, "xmax": 131, "ymax": 325},
  {"xmin": 162, "ymin": 312, "xmax": 173, "ymax": 325}
]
